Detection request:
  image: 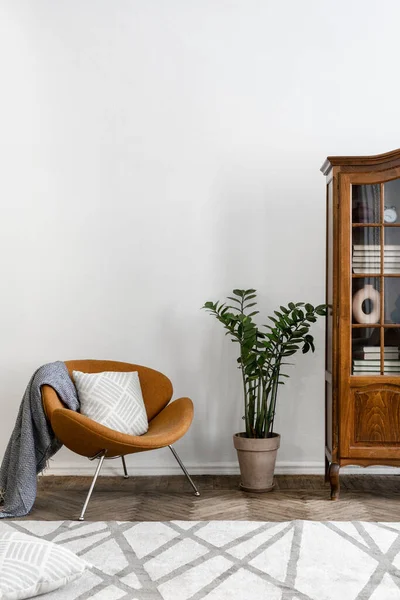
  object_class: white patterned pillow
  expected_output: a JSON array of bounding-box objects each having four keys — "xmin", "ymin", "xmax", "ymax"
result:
[
  {"xmin": 0, "ymin": 531, "xmax": 90, "ymax": 600},
  {"xmin": 73, "ymin": 370, "xmax": 149, "ymax": 436}
]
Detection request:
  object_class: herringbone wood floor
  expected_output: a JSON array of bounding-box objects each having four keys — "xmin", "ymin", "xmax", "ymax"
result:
[{"xmin": 21, "ymin": 475, "xmax": 400, "ymax": 521}]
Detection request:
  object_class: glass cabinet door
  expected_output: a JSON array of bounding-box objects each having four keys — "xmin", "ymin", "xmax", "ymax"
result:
[{"xmin": 351, "ymin": 180, "xmax": 400, "ymax": 375}]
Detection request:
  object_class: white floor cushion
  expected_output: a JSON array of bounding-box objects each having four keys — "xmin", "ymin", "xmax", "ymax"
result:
[
  {"xmin": 73, "ymin": 370, "xmax": 149, "ymax": 435},
  {"xmin": 0, "ymin": 531, "xmax": 90, "ymax": 600}
]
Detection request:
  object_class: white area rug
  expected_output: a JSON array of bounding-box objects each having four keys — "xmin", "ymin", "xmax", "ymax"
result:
[{"xmin": 2, "ymin": 520, "xmax": 400, "ymax": 599}]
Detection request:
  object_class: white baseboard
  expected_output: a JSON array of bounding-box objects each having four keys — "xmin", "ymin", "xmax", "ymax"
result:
[{"xmin": 43, "ymin": 460, "xmax": 400, "ymax": 477}]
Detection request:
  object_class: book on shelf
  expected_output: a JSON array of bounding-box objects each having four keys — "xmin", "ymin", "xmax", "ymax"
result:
[
  {"xmin": 353, "ymin": 245, "xmax": 400, "ymax": 251},
  {"xmin": 353, "ymin": 367, "xmax": 400, "ymax": 375},
  {"xmin": 353, "ymin": 354, "xmax": 399, "ymax": 361},
  {"xmin": 353, "ymin": 249, "xmax": 400, "ymax": 255},
  {"xmin": 353, "ymin": 254, "xmax": 400, "ymax": 265},
  {"xmin": 353, "ymin": 372, "xmax": 382, "ymax": 376},
  {"xmin": 353, "ymin": 370, "xmax": 381, "ymax": 375},
  {"xmin": 352, "ymin": 264, "xmax": 400, "ymax": 269},
  {"xmin": 353, "ymin": 255, "xmax": 400, "ymax": 260},
  {"xmin": 353, "ymin": 360, "xmax": 400, "ymax": 366},
  {"xmin": 353, "ymin": 360, "xmax": 400, "ymax": 371},
  {"xmin": 362, "ymin": 346, "xmax": 399, "ymax": 353},
  {"xmin": 353, "ymin": 268, "xmax": 400, "ymax": 273}
]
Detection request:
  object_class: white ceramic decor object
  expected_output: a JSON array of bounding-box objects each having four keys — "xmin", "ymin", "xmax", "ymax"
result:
[{"xmin": 352, "ymin": 284, "xmax": 380, "ymax": 324}]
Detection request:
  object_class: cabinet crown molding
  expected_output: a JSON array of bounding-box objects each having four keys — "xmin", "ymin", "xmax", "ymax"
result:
[{"xmin": 321, "ymin": 148, "xmax": 400, "ymax": 175}]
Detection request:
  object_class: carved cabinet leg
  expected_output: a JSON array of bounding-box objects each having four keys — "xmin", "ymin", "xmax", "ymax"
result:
[{"xmin": 329, "ymin": 463, "xmax": 340, "ymax": 501}]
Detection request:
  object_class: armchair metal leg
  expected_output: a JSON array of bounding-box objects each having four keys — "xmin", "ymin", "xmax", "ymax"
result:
[
  {"xmin": 121, "ymin": 456, "xmax": 129, "ymax": 479},
  {"xmin": 78, "ymin": 452, "xmax": 106, "ymax": 521},
  {"xmin": 169, "ymin": 445, "xmax": 200, "ymax": 496}
]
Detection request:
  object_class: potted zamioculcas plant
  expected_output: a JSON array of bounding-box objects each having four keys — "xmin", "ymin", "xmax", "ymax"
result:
[{"xmin": 203, "ymin": 289, "xmax": 326, "ymax": 492}]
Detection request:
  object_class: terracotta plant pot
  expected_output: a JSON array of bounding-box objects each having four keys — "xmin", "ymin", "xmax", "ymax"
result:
[{"xmin": 233, "ymin": 432, "xmax": 281, "ymax": 492}]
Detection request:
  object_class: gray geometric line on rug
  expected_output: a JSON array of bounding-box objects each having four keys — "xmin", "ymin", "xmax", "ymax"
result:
[
  {"xmin": 376, "ymin": 523, "xmax": 400, "ymax": 536},
  {"xmin": 53, "ymin": 523, "xmax": 110, "ymax": 546},
  {"xmin": 0, "ymin": 519, "xmax": 68, "ymax": 542},
  {"xmin": 55, "ymin": 522, "xmax": 115, "ymax": 582},
  {"xmin": 352, "ymin": 522, "xmax": 400, "ymax": 600},
  {"xmin": 281, "ymin": 519, "xmax": 304, "ymax": 600},
  {"xmin": 187, "ymin": 562, "xmax": 238, "ymax": 600}
]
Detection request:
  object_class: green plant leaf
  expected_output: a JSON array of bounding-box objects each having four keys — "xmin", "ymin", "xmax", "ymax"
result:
[
  {"xmin": 202, "ymin": 301, "xmax": 215, "ymax": 309},
  {"xmin": 244, "ymin": 302, "xmax": 257, "ymax": 309},
  {"xmin": 227, "ymin": 296, "xmax": 242, "ymax": 304}
]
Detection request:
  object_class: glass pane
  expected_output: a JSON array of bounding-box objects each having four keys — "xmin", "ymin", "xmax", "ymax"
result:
[
  {"xmin": 326, "ymin": 181, "xmax": 333, "ymax": 374},
  {"xmin": 352, "ymin": 327, "xmax": 381, "ymax": 375},
  {"xmin": 352, "ymin": 278, "xmax": 381, "ymax": 324},
  {"xmin": 384, "ymin": 227, "xmax": 400, "ymax": 274},
  {"xmin": 383, "ymin": 179, "xmax": 400, "ymax": 224},
  {"xmin": 352, "ymin": 184, "xmax": 380, "ymax": 224},
  {"xmin": 352, "ymin": 227, "xmax": 381, "ymax": 274},
  {"xmin": 384, "ymin": 278, "xmax": 400, "ymax": 323},
  {"xmin": 383, "ymin": 328, "xmax": 400, "ymax": 375}
]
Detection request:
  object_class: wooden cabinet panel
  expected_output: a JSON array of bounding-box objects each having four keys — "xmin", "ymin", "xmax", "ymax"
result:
[{"xmin": 354, "ymin": 386, "xmax": 400, "ymax": 443}]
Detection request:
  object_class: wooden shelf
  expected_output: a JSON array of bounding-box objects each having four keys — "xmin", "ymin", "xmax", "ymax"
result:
[
  {"xmin": 352, "ymin": 323, "xmax": 400, "ymax": 328},
  {"xmin": 352, "ymin": 273, "xmax": 400, "ymax": 277},
  {"xmin": 352, "ymin": 223, "xmax": 400, "ymax": 227}
]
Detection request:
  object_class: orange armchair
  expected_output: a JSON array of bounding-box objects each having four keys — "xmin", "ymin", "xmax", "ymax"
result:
[{"xmin": 42, "ymin": 360, "xmax": 199, "ymax": 520}]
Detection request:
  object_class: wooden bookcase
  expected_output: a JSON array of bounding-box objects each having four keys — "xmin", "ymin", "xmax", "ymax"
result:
[{"xmin": 321, "ymin": 149, "xmax": 400, "ymax": 500}]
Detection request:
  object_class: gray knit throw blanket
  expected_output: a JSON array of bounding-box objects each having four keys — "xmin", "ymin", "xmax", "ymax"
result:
[{"xmin": 0, "ymin": 361, "xmax": 79, "ymax": 518}]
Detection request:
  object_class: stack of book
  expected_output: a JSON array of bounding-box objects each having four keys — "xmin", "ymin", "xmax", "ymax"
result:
[
  {"xmin": 353, "ymin": 346, "xmax": 400, "ymax": 375},
  {"xmin": 352, "ymin": 245, "xmax": 400, "ymax": 274}
]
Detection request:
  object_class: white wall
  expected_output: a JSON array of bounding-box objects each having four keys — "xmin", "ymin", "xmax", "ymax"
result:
[{"xmin": 1, "ymin": 0, "xmax": 400, "ymax": 475}]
